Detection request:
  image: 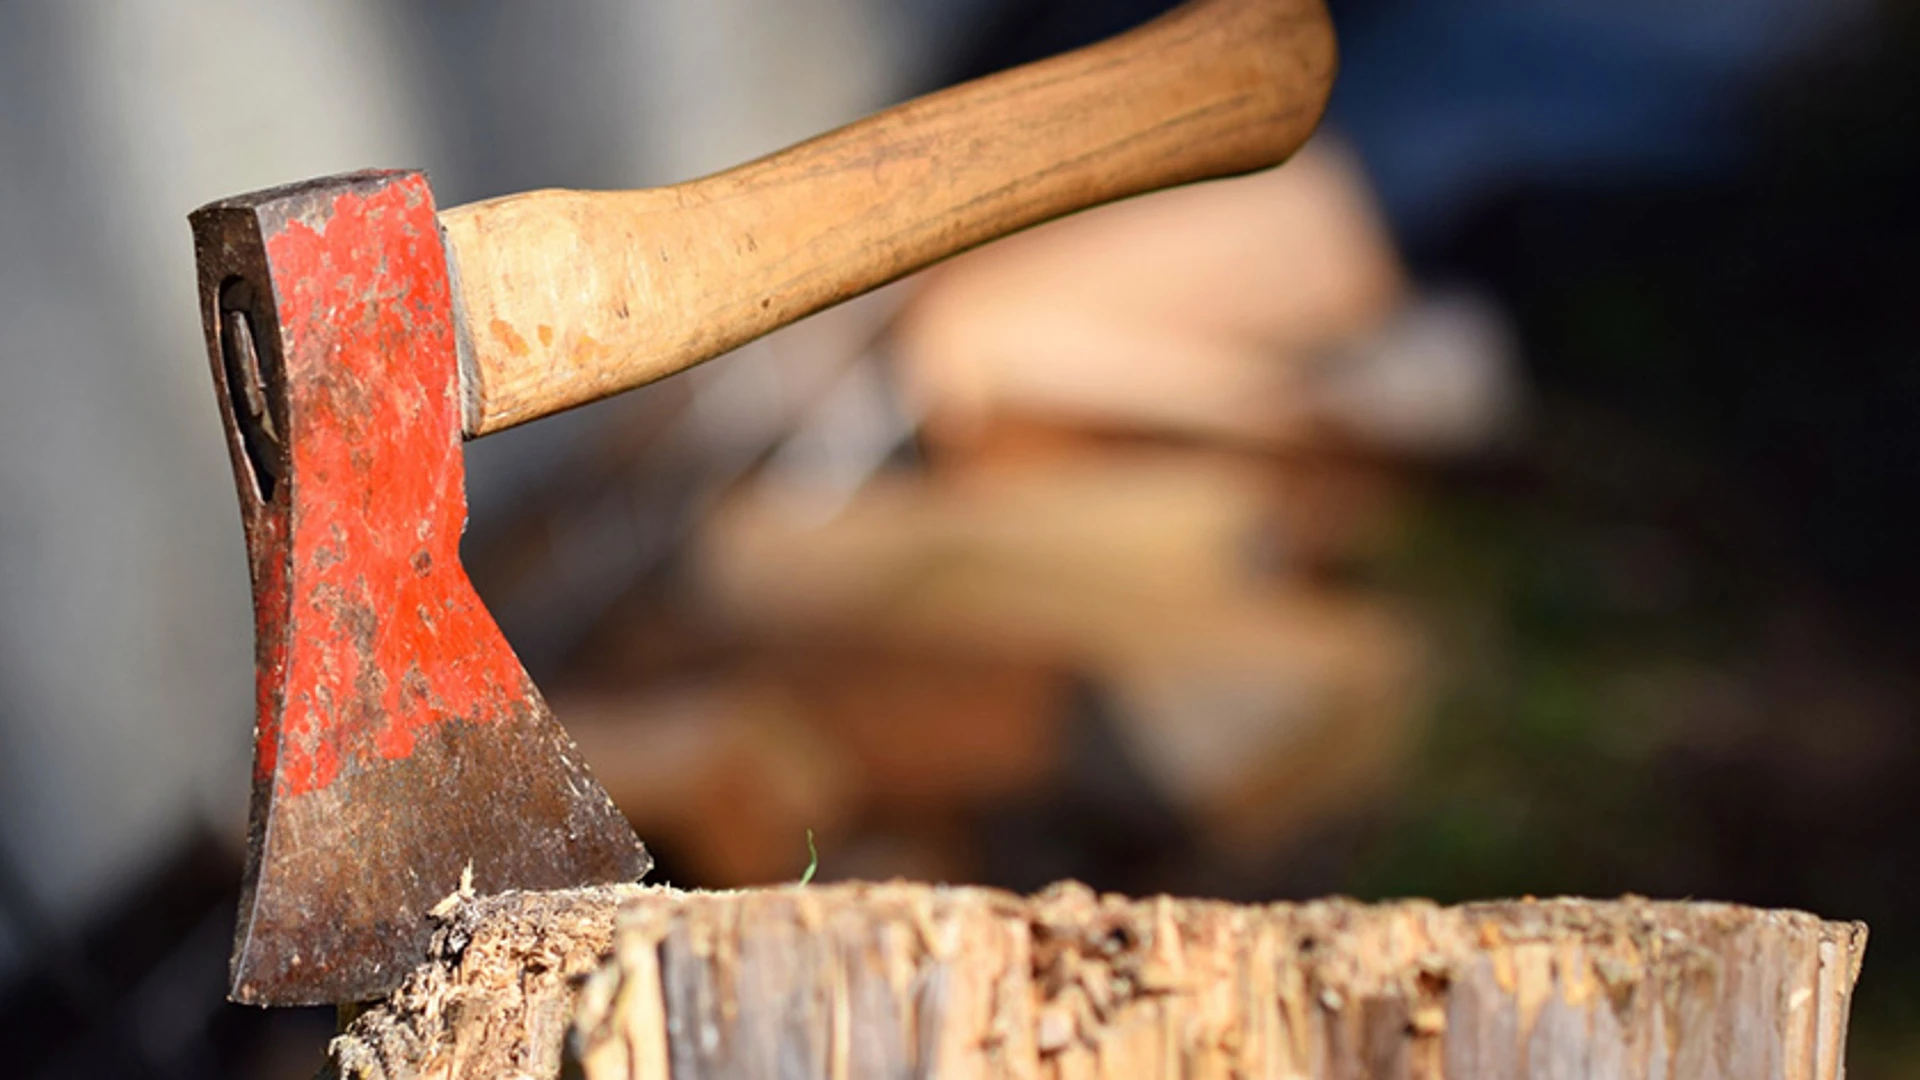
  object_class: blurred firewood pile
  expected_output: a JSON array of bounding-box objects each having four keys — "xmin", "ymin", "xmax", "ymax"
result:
[{"xmin": 465, "ymin": 140, "xmax": 1521, "ymax": 896}]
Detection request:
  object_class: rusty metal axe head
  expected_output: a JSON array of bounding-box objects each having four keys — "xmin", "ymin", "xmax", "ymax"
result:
[{"xmin": 190, "ymin": 171, "xmax": 648, "ymax": 1007}]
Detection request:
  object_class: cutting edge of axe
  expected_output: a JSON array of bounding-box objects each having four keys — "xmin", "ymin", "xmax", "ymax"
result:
[{"xmin": 190, "ymin": 0, "xmax": 1336, "ymax": 1007}]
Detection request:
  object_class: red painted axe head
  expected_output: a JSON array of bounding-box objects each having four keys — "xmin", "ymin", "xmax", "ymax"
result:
[{"xmin": 190, "ymin": 171, "xmax": 649, "ymax": 1007}]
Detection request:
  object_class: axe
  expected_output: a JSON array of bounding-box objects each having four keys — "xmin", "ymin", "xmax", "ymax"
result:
[{"xmin": 190, "ymin": 0, "xmax": 1335, "ymax": 1007}]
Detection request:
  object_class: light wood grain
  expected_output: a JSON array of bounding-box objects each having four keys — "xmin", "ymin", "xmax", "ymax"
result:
[
  {"xmin": 438, "ymin": 0, "xmax": 1337, "ymax": 437},
  {"xmin": 325, "ymin": 883, "xmax": 1866, "ymax": 1080}
]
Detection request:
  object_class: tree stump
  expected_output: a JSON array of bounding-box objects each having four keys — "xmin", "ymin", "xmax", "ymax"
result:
[{"xmin": 325, "ymin": 882, "xmax": 1865, "ymax": 1080}]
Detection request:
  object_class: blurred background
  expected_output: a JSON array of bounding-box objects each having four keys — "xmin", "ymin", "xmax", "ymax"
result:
[{"xmin": 0, "ymin": 0, "xmax": 1915, "ymax": 1075}]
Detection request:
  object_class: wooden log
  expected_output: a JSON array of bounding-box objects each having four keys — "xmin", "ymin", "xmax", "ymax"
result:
[{"xmin": 326, "ymin": 882, "xmax": 1865, "ymax": 1080}]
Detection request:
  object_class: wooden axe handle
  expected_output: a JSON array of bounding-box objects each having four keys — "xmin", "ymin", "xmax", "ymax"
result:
[{"xmin": 440, "ymin": 0, "xmax": 1336, "ymax": 437}]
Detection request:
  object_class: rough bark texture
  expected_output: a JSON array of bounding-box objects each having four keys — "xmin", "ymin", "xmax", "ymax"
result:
[
  {"xmin": 326, "ymin": 882, "xmax": 1866, "ymax": 1080},
  {"xmin": 325, "ymin": 884, "xmax": 653, "ymax": 1080}
]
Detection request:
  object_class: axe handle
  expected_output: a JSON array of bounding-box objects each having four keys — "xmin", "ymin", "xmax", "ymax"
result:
[{"xmin": 439, "ymin": 0, "xmax": 1336, "ymax": 437}]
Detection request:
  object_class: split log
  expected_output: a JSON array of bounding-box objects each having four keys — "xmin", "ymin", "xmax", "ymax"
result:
[{"xmin": 326, "ymin": 882, "xmax": 1865, "ymax": 1080}]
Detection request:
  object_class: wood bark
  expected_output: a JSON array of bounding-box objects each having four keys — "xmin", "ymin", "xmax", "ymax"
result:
[{"xmin": 325, "ymin": 882, "xmax": 1865, "ymax": 1080}]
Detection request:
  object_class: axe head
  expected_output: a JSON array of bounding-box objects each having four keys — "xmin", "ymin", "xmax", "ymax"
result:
[{"xmin": 191, "ymin": 171, "xmax": 649, "ymax": 1007}]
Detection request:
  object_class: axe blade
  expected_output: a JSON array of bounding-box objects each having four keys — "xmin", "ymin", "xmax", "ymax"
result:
[{"xmin": 191, "ymin": 171, "xmax": 649, "ymax": 1007}]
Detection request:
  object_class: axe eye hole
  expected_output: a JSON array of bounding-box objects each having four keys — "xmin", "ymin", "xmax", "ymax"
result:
[{"xmin": 219, "ymin": 277, "xmax": 283, "ymax": 504}]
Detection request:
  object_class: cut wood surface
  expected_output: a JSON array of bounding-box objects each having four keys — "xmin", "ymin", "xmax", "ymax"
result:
[{"xmin": 325, "ymin": 881, "xmax": 1865, "ymax": 1080}]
